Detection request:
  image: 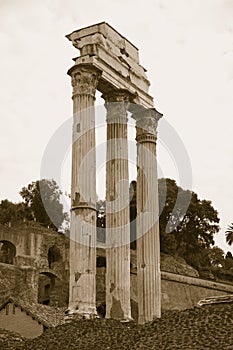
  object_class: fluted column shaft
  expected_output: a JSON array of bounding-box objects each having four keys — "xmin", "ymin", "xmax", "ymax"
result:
[
  {"xmin": 135, "ymin": 108, "xmax": 162, "ymax": 324},
  {"xmin": 104, "ymin": 90, "xmax": 132, "ymax": 320},
  {"xmin": 68, "ymin": 64, "xmax": 101, "ymax": 317}
]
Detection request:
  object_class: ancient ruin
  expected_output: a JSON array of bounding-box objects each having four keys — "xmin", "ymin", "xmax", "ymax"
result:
[
  {"xmin": 66, "ymin": 22, "xmax": 162, "ymax": 323},
  {"xmin": 0, "ymin": 223, "xmax": 69, "ymax": 307}
]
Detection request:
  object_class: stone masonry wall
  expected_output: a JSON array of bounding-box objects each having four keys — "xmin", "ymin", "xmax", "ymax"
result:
[
  {"xmin": 0, "ymin": 263, "xmax": 37, "ymax": 303},
  {"xmin": 0, "ymin": 223, "xmax": 69, "ymax": 306}
]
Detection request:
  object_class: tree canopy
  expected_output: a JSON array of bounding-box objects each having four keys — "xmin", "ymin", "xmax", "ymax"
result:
[
  {"xmin": 207, "ymin": 246, "xmax": 225, "ymax": 268},
  {"xmin": 226, "ymin": 223, "xmax": 233, "ymax": 246},
  {"xmin": 127, "ymin": 178, "xmax": 220, "ymax": 269},
  {"xmin": 0, "ymin": 200, "xmax": 27, "ymax": 226},
  {"xmin": 158, "ymin": 178, "xmax": 220, "ymax": 269},
  {"xmin": 20, "ymin": 179, "xmax": 67, "ymax": 230}
]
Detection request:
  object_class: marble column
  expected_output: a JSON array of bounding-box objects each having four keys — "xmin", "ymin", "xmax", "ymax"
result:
[
  {"xmin": 67, "ymin": 64, "xmax": 101, "ymax": 317},
  {"xmin": 103, "ymin": 90, "xmax": 133, "ymax": 321},
  {"xmin": 134, "ymin": 108, "xmax": 162, "ymax": 324}
]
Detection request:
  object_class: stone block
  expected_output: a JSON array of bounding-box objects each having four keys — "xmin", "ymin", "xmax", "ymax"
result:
[
  {"xmin": 15, "ymin": 255, "xmax": 35, "ymax": 267},
  {"xmin": 66, "ymin": 22, "xmax": 154, "ymax": 108}
]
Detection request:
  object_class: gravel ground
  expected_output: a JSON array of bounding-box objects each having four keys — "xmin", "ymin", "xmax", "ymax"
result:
[
  {"xmin": 0, "ymin": 328, "xmax": 25, "ymax": 349},
  {"xmin": 3, "ymin": 303, "xmax": 233, "ymax": 350}
]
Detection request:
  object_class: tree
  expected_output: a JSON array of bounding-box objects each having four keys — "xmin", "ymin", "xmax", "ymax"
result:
[
  {"xmin": 226, "ymin": 223, "xmax": 233, "ymax": 245},
  {"xmin": 20, "ymin": 179, "xmax": 67, "ymax": 230},
  {"xmin": 95, "ymin": 178, "xmax": 220, "ymax": 270},
  {"xmin": 224, "ymin": 251, "xmax": 233, "ymax": 270},
  {"xmin": 0, "ymin": 200, "xmax": 28, "ymax": 225},
  {"xmin": 226, "ymin": 251, "xmax": 233, "ymax": 259},
  {"xmin": 158, "ymin": 178, "xmax": 220, "ymax": 269},
  {"xmin": 207, "ymin": 246, "xmax": 225, "ymax": 268}
]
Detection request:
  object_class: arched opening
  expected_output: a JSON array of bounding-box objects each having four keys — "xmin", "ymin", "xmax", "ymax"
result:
[
  {"xmin": 0, "ymin": 241, "xmax": 16, "ymax": 265},
  {"xmin": 38, "ymin": 272, "xmax": 56, "ymax": 305},
  {"xmin": 37, "ymin": 271, "xmax": 68, "ymax": 307},
  {"xmin": 43, "ymin": 283, "xmax": 51, "ymax": 305},
  {"xmin": 48, "ymin": 246, "xmax": 62, "ymax": 269}
]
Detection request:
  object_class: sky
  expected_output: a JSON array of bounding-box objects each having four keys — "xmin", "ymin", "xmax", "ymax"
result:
[{"xmin": 0, "ymin": 0, "xmax": 232, "ymax": 252}]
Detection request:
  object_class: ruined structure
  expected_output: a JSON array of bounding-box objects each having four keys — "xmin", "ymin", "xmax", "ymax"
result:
[
  {"xmin": 66, "ymin": 22, "xmax": 162, "ymax": 323},
  {"xmin": 0, "ymin": 223, "xmax": 69, "ymax": 307},
  {"xmin": 2, "ymin": 223, "xmax": 233, "ymax": 325}
]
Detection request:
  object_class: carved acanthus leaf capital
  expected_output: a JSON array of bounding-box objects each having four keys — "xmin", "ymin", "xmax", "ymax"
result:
[
  {"xmin": 68, "ymin": 64, "xmax": 101, "ymax": 97},
  {"xmin": 103, "ymin": 89, "xmax": 135, "ymax": 123},
  {"xmin": 134, "ymin": 108, "xmax": 162, "ymax": 140}
]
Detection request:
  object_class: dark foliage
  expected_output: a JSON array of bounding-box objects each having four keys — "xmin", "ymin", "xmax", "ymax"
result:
[
  {"xmin": 158, "ymin": 178, "xmax": 220, "ymax": 270},
  {"xmin": 226, "ymin": 223, "xmax": 233, "ymax": 245},
  {"xmin": 20, "ymin": 179, "xmax": 68, "ymax": 230},
  {"xmin": 0, "ymin": 200, "xmax": 29, "ymax": 225}
]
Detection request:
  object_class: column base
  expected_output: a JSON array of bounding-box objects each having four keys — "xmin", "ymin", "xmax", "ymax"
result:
[
  {"xmin": 105, "ymin": 307, "xmax": 133, "ymax": 322},
  {"xmin": 120, "ymin": 316, "xmax": 134, "ymax": 323},
  {"xmin": 105, "ymin": 315, "xmax": 134, "ymax": 323},
  {"xmin": 65, "ymin": 305, "xmax": 99, "ymax": 321}
]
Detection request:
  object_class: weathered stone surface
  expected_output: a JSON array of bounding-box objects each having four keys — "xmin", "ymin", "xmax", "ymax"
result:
[
  {"xmin": 96, "ymin": 249, "xmax": 233, "ymax": 315},
  {"xmin": 197, "ymin": 294, "xmax": 233, "ymax": 306},
  {"xmin": 69, "ymin": 64, "xmax": 101, "ymax": 98},
  {"xmin": 0, "ymin": 223, "xmax": 69, "ymax": 307},
  {"xmin": 104, "ymin": 89, "xmax": 132, "ymax": 321},
  {"xmin": 66, "ymin": 22, "xmax": 154, "ymax": 108},
  {"xmin": 66, "ymin": 23, "xmax": 162, "ymax": 323},
  {"xmin": 0, "ymin": 263, "xmax": 37, "ymax": 303},
  {"xmin": 130, "ymin": 251, "xmax": 199, "ymax": 278},
  {"xmin": 68, "ymin": 64, "xmax": 100, "ymax": 317},
  {"xmin": 160, "ymin": 253, "xmax": 199, "ymax": 278},
  {"xmin": 136, "ymin": 109, "xmax": 161, "ymax": 324},
  {"xmin": 161, "ymin": 273, "xmax": 233, "ymax": 311}
]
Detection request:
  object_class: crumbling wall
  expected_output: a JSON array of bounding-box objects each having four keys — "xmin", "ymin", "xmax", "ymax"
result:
[
  {"xmin": 0, "ymin": 224, "xmax": 69, "ymax": 306},
  {"xmin": 161, "ymin": 272, "xmax": 233, "ymax": 311},
  {"xmin": 95, "ymin": 250, "xmax": 233, "ymax": 319},
  {"xmin": 0, "ymin": 263, "xmax": 37, "ymax": 303}
]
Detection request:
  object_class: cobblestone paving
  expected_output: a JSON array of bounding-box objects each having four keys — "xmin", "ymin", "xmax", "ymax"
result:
[
  {"xmin": 3, "ymin": 303, "xmax": 233, "ymax": 349},
  {"xmin": 0, "ymin": 328, "xmax": 24, "ymax": 349}
]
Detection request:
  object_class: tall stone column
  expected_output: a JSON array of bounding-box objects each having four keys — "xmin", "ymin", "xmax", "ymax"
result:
[
  {"xmin": 134, "ymin": 108, "xmax": 162, "ymax": 324},
  {"xmin": 103, "ymin": 90, "xmax": 133, "ymax": 321},
  {"xmin": 68, "ymin": 64, "xmax": 101, "ymax": 317}
]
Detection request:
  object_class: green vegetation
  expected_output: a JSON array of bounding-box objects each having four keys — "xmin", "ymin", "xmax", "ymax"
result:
[
  {"xmin": 0, "ymin": 179, "xmax": 68, "ymax": 231},
  {"xmin": 128, "ymin": 178, "xmax": 233, "ymax": 281},
  {"xmin": 226, "ymin": 223, "xmax": 233, "ymax": 245},
  {"xmin": 158, "ymin": 178, "xmax": 220, "ymax": 270}
]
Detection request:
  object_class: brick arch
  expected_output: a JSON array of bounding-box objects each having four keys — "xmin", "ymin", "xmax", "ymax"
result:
[
  {"xmin": 38, "ymin": 270, "xmax": 65, "ymax": 306},
  {"xmin": 0, "ymin": 231, "xmax": 19, "ymax": 250},
  {"xmin": 38, "ymin": 272, "xmax": 56, "ymax": 305},
  {"xmin": 38, "ymin": 269, "xmax": 61, "ymax": 280},
  {"xmin": 0, "ymin": 240, "xmax": 16, "ymax": 265},
  {"xmin": 47, "ymin": 245, "xmax": 62, "ymax": 269}
]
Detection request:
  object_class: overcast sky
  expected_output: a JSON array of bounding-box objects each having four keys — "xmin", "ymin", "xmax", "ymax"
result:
[{"xmin": 0, "ymin": 0, "xmax": 232, "ymax": 252}]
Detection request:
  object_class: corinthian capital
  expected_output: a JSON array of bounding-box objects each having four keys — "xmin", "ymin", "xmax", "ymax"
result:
[
  {"xmin": 103, "ymin": 89, "xmax": 135, "ymax": 123},
  {"xmin": 68, "ymin": 64, "xmax": 101, "ymax": 98},
  {"xmin": 133, "ymin": 107, "xmax": 163, "ymax": 142}
]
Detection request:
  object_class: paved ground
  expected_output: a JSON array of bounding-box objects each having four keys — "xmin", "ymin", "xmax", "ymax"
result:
[{"xmin": 2, "ymin": 303, "xmax": 233, "ymax": 349}]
